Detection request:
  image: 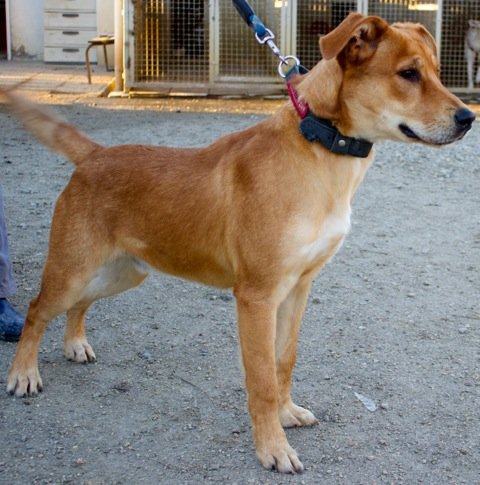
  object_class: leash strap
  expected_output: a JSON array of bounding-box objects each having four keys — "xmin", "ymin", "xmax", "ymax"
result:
[
  {"xmin": 233, "ymin": 0, "xmax": 268, "ymax": 41},
  {"xmin": 233, "ymin": 0, "xmax": 289, "ymax": 64}
]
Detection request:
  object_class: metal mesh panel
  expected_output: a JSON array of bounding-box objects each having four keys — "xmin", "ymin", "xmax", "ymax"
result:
[
  {"xmin": 217, "ymin": 1, "xmax": 282, "ymax": 80},
  {"xmin": 295, "ymin": 0, "xmax": 357, "ymax": 69},
  {"xmin": 134, "ymin": 0, "xmax": 209, "ymax": 83},
  {"xmin": 366, "ymin": 1, "xmax": 437, "ymax": 36},
  {"xmin": 441, "ymin": 0, "xmax": 480, "ymax": 89},
  {"xmin": 128, "ymin": 0, "xmax": 477, "ymax": 92}
]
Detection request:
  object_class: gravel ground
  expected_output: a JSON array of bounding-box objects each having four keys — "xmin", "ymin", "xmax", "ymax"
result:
[{"xmin": 0, "ymin": 99, "xmax": 478, "ymax": 485}]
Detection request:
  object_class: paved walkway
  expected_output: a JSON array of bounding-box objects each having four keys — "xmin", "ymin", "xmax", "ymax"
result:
[
  {"xmin": 0, "ymin": 60, "xmax": 283, "ymax": 114},
  {"xmin": 0, "ymin": 60, "xmax": 113, "ymax": 97}
]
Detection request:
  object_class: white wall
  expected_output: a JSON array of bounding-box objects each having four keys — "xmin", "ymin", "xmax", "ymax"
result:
[
  {"xmin": 98, "ymin": 0, "xmax": 114, "ymax": 35},
  {"xmin": 8, "ymin": 0, "xmax": 114, "ymax": 62},
  {"xmin": 97, "ymin": 0, "xmax": 115, "ymax": 66},
  {"xmin": 9, "ymin": 0, "xmax": 44, "ymax": 59}
]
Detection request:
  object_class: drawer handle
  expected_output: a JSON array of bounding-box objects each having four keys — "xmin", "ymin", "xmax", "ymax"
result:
[
  {"xmin": 62, "ymin": 31, "xmax": 80, "ymax": 35},
  {"xmin": 62, "ymin": 13, "xmax": 79, "ymax": 18},
  {"xmin": 62, "ymin": 48, "xmax": 80, "ymax": 53}
]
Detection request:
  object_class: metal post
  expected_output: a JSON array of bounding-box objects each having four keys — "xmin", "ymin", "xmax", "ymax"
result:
[
  {"xmin": 5, "ymin": 0, "xmax": 11, "ymax": 60},
  {"xmin": 114, "ymin": 0, "xmax": 124, "ymax": 92}
]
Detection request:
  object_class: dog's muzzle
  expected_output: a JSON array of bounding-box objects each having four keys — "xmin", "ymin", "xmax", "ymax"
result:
[{"xmin": 399, "ymin": 107, "xmax": 476, "ymax": 145}]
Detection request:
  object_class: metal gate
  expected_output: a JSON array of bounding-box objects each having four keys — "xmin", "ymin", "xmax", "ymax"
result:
[
  {"xmin": 214, "ymin": 1, "xmax": 284, "ymax": 82},
  {"xmin": 124, "ymin": 0, "xmax": 480, "ymax": 93},
  {"xmin": 441, "ymin": 0, "xmax": 480, "ymax": 89},
  {"xmin": 131, "ymin": 0, "xmax": 209, "ymax": 87},
  {"xmin": 125, "ymin": 0, "xmax": 292, "ymax": 94}
]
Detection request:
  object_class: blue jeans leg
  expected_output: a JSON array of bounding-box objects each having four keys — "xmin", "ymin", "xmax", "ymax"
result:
[{"xmin": 0, "ymin": 186, "xmax": 17, "ymax": 299}]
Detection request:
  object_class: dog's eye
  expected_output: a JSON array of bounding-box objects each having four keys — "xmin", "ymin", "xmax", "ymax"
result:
[{"xmin": 399, "ymin": 68, "xmax": 421, "ymax": 82}]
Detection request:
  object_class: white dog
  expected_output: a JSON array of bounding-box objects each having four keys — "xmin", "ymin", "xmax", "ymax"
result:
[{"xmin": 465, "ymin": 20, "xmax": 480, "ymax": 89}]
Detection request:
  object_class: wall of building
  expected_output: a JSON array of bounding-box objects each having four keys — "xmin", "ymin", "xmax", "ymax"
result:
[
  {"xmin": 97, "ymin": 0, "xmax": 115, "ymax": 66},
  {"xmin": 8, "ymin": 0, "xmax": 114, "ymax": 61},
  {"xmin": 9, "ymin": 0, "xmax": 44, "ymax": 58}
]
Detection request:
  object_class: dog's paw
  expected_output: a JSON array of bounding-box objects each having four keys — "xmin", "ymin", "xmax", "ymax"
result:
[
  {"xmin": 64, "ymin": 339, "xmax": 96, "ymax": 363},
  {"xmin": 7, "ymin": 367, "xmax": 43, "ymax": 397},
  {"xmin": 279, "ymin": 402, "xmax": 318, "ymax": 428},
  {"xmin": 257, "ymin": 440, "xmax": 304, "ymax": 474}
]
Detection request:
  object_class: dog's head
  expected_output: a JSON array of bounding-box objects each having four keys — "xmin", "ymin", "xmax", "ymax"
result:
[
  {"xmin": 468, "ymin": 19, "xmax": 480, "ymax": 31},
  {"xmin": 297, "ymin": 13, "xmax": 475, "ymax": 146}
]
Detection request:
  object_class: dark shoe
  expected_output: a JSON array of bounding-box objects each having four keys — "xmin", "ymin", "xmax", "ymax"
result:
[{"xmin": 0, "ymin": 298, "xmax": 24, "ymax": 342}]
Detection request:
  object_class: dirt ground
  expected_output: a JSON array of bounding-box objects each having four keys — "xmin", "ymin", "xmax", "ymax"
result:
[{"xmin": 0, "ymin": 96, "xmax": 478, "ymax": 485}]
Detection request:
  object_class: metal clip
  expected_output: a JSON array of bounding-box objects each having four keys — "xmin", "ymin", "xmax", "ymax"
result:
[
  {"xmin": 255, "ymin": 28, "xmax": 287, "ymax": 64},
  {"xmin": 278, "ymin": 55, "xmax": 301, "ymax": 78}
]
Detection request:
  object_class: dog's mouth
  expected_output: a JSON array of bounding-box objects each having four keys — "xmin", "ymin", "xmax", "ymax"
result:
[
  {"xmin": 398, "ymin": 123, "xmax": 471, "ymax": 145},
  {"xmin": 399, "ymin": 123, "xmax": 421, "ymax": 141}
]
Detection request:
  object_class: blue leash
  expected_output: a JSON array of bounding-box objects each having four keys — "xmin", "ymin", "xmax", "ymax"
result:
[
  {"xmin": 232, "ymin": 0, "xmax": 302, "ymax": 79},
  {"xmin": 232, "ymin": 0, "xmax": 269, "ymax": 39}
]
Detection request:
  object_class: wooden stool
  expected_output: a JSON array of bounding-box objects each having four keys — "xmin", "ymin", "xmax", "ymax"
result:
[{"xmin": 86, "ymin": 35, "xmax": 114, "ymax": 84}]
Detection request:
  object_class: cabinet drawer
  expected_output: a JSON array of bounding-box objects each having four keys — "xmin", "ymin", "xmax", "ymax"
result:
[
  {"xmin": 44, "ymin": 29, "xmax": 96, "ymax": 46},
  {"xmin": 44, "ymin": 11, "xmax": 96, "ymax": 29},
  {"xmin": 45, "ymin": 0, "xmax": 96, "ymax": 11},
  {"xmin": 44, "ymin": 46, "xmax": 96, "ymax": 63}
]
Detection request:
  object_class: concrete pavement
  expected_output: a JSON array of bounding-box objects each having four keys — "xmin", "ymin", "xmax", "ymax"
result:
[{"xmin": 0, "ymin": 60, "xmax": 114, "ymax": 99}]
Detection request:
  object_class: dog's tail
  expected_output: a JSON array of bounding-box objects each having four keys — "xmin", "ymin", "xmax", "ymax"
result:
[{"xmin": 1, "ymin": 87, "xmax": 102, "ymax": 165}]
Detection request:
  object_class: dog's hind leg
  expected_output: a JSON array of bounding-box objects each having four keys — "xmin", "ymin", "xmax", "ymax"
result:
[
  {"xmin": 64, "ymin": 255, "xmax": 148, "ymax": 363},
  {"xmin": 7, "ymin": 251, "xmax": 148, "ymax": 397},
  {"xmin": 6, "ymin": 259, "xmax": 103, "ymax": 397},
  {"xmin": 276, "ymin": 279, "xmax": 319, "ymax": 429},
  {"xmin": 6, "ymin": 182, "xmax": 144, "ymax": 396},
  {"xmin": 64, "ymin": 305, "xmax": 96, "ymax": 363}
]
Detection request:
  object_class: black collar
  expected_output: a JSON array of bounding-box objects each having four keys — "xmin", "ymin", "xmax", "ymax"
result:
[
  {"xmin": 284, "ymin": 64, "xmax": 373, "ymax": 158},
  {"xmin": 299, "ymin": 112, "xmax": 373, "ymax": 158}
]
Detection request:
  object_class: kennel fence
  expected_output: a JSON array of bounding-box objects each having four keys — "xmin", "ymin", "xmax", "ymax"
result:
[{"xmin": 124, "ymin": 0, "xmax": 480, "ymax": 94}]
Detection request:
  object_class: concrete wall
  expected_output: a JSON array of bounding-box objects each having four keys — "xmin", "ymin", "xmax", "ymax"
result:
[{"xmin": 9, "ymin": 0, "xmax": 44, "ymax": 59}]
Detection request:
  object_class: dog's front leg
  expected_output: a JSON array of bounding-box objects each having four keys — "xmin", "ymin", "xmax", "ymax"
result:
[
  {"xmin": 235, "ymin": 291, "xmax": 304, "ymax": 474},
  {"xmin": 276, "ymin": 280, "xmax": 318, "ymax": 429}
]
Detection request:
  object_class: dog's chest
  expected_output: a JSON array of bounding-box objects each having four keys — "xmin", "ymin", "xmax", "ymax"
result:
[{"xmin": 295, "ymin": 208, "xmax": 351, "ymax": 270}]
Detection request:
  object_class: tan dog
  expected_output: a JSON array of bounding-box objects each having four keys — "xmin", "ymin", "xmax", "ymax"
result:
[{"xmin": 3, "ymin": 13, "xmax": 474, "ymax": 474}]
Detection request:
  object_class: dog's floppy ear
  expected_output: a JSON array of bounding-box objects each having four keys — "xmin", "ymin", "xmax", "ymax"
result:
[{"xmin": 320, "ymin": 13, "xmax": 388, "ymax": 65}]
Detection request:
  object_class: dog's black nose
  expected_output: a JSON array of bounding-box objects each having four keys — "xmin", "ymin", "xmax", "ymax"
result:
[{"xmin": 454, "ymin": 108, "xmax": 476, "ymax": 129}]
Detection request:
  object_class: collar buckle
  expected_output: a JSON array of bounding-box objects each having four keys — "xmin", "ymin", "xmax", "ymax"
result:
[
  {"xmin": 299, "ymin": 113, "xmax": 373, "ymax": 158},
  {"xmin": 332, "ymin": 131, "xmax": 350, "ymax": 155}
]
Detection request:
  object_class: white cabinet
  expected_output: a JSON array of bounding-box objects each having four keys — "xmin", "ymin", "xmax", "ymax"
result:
[{"xmin": 44, "ymin": 0, "xmax": 97, "ymax": 63}]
